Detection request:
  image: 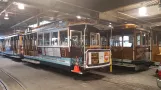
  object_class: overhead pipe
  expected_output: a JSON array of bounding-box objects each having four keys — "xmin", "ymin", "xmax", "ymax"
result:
[{"xmin": 0, "ymin": 2, "xmax": 13, "ymax": 15}]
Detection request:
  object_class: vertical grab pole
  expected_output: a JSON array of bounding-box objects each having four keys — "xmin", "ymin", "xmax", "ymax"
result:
[
  {"xmin": 150, "ymin": 28, "xmax": 152, "ymax": 61},
  {"xmin": 121, "ymin": 32, "xmax": 123, "ymax": 65},
  {"xmin": 133, "ymin": 29, "xmax": 136, "ymax": 61},
  {"xmin": 110, "ymin": 27, "xmax": 113, "ymax": 73},
  {"xmin": 83, "ymin": 25, "xmax": 87, "ymax": 69}
]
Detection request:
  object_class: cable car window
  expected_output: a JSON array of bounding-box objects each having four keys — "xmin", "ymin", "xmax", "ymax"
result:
[
  {"xmin": 32, "ymin": 34, "xmax": 37, "ymax": 46},
  {"xmin": 137, "ymin": 35, "xmax": 140, "ymax": 45},
  {"xmin": 158, "ymin": 35, "xmax": 161, "ymax": 46},
  {"xmin": 44, "ymin": 33, "xmax": 50, "ymax": 46},
  {"xmin": 38, "ymin": 34, "xmax": 43, "ymax": 46},
  {"xmin": 111, "ymin": 36, "xmax": 122, "ymax": 46},
  {"xmin": 101, "ymin": 36, "xmax": 107, "ymax": 46},
  {"xmin": 60, "ymin": 30, "xmax": 68, "ymax": 46},
  {"xmin": 119, "ymin": 36, "xmax": 123, "ymax": 46},
  {"xmin": 90, "ymin": 33, "xmax": 100, "ymax": 46},
  {"xmin": 33, "ymin": 33, "xmax": 37, "ymax": 46},
  {"xmin": 123, "ymin": 36, "xmax": 132, "ymax": 47},
  {"xmin": 153, "ymin": 33, "xmax": 157, "ymax": 45},
  {"xmin": 142, "ymin": 33, "xmax": 149, "ymax": 45},
  {"xmin": 51, "ymin": 32, "xmax": 58, "ymax": 46},
  {"xmin": 71, "ymin": 30, "xmax": 82, "ymax": 47}
]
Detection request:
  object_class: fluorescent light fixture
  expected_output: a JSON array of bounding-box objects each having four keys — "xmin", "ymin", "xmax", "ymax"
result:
[
  {"xmin": 138, "ymin": 6, "xmax": 148, "ymax": 16},
  {"xmin": 17, "ymin": 3, "xmax": 25, "ymax": 10},
  {"xmin": 108, "ymin": 24, "xmax": 112, "ymax": 28},
  {"xmin": 76, "ymin": 15, "xmax": 81, "ymax": 19},
  {"xmin": 4, "ymin": 13, "xmax": 9, "ymax": 20},
  {"xmin": 40, "ymin": 20, "xmax": 51, "ymax": 26},
  {"xmin": 4, "ymin": 16, "xmax": 9, "ymax": 20}
]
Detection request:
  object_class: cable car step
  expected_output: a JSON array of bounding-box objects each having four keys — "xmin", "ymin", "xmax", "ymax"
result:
[{"xmin": 22, "ymin": 59, "xmax": 40, "ymax": 64}]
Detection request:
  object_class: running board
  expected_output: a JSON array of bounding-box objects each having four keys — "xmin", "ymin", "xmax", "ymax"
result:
[
  {"xmin": 10, "ymin": 55, "xmax": 21, "ymax": 59},
  {"xmin": 22, "ymin": 59, "xmax": 40, "ymax": 64},
  {"xmin": 113, "ymin": 63, "xmax": 135, "ymax": 67}
]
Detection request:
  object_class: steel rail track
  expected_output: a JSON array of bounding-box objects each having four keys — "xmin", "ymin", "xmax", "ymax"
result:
[
  {"xmin": 0, "ymin": 69, "xmax": 27, "ymax": 90},
  {"xmin": 0, "ymin": 79, "xmax": 9, "ymax": 90}
]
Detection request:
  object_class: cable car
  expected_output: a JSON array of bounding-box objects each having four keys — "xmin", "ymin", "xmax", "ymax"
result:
[
  {"xmin": 151, "ymin": 27, "xmax": 161, "ymax": 63},
  {"xmin": 22, "ymin": 20, "xmax": 112, "ymax": 74},
  {"xmin": 109, "ymin": 24, "xmax": 153, "ymax": 71},
  {"xmin": 2, "ymin": 34, "xmax": 23, "ymax": 59}
]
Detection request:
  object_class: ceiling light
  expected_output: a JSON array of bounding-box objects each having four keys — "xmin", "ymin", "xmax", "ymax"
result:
[
  {"xmin": 4, "ymin": 13, "xmax": 9, "ymax": 20},
  {"xmin": 76, "ymin": 15, "xmax": 81, "ymax": 19},
  {"xmin": 108, "ymin": 25, "xmax": 112, "ymax": 28},
  {"xmin": 109, "ymin": 23, "xmax": 112, "ymax": 25},
  {"xmin": 17, "ymin": 3, "xmax": 25, "ymax": 10},
  {"xmin": 4, "ymin": 16, "xmax": 9, "ymax": 20},
  {"xmin": 138, "ymin": 6, "xmax": 148, "ymax": 16}
]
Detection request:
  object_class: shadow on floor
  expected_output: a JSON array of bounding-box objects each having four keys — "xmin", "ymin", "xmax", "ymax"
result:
[
  {"xmin": 6, "ymin": 57, "xmax": 22, "ymax": 62},
  {"xmin": 96, "ymin": 65, "xmax": 145, "ymax": 75},
  {"xmin": 23, "ymin": 62, "xmax": 105, "ymax": 81}
]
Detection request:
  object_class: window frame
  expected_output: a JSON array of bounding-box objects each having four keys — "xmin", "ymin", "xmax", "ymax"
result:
[
  {"xmin": 90, "ymin": 32, "xmax": 100, "ymax": 46},
  {"xmin": 37, "ymin": 28, "xmax": 69, "ymax": 47},
  {"xmin": 38, "ymin": 33, "xmax": 44, "ymax": 46},
  {"xmin": 51, "ymin": 31, "xmax": 59, "ymax": 46},
  {"xmin": 59, "ymin": 29, "xmax": 69, "ymax": 47},
  {"xmin": 70, "ymin": 30, "xmax": 82, "ymax": 47},
  {"xmin": 44, "ymin": 32, "xmax": 50, "ymax": 46}
]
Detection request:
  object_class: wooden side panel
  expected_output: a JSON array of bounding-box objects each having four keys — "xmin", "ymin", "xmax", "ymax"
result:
[
  {"xmin": 152, "ymin": 46, "xmax": 160, "ymax": 62},
  {"xmin": 70, "ymin": 47, "xmax": 82, "ymax": 58},
  {"xmin": 112, "ymin": 47, "xmax": 123, "ymax": 59},
  {"xmin": 122, "ymin": 47, "xmax": 133, "ymax": 60},
  {"xmin": 60, "ymin": 47, "xmax": 70, "ymax": 57}
]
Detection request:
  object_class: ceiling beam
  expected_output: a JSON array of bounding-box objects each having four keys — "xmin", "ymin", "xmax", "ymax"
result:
[
  {"xmin": 10, "ymin": 11, "xmax": 44, "ymax": 28},
  {"xmin": 0, "ymin": 2, "xmax": 12, "ymax": 15}
]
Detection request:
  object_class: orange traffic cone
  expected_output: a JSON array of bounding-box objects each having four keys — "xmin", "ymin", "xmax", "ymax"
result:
[
  {"xmin": 71, "ymin": 56, "xmax": 82, "ymax": 74},
  {"xmin": 72, "ymin": 65, "xmax": 81, "ymax": 73}
]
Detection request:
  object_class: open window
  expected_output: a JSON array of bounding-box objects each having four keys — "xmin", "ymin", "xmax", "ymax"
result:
[
  {"xmin": 136, "ymin": 34, "xmax": 141, "ymax": 45},
  {"xmin": 153, "ymin": 32, "xmax": 157, "ymax": 45},
  {"xmin": 60, "ymin": 30, "xmax": 68, "ymax": 46},
  {"xmin": 70, "ymin": 30, "xmax": 82, "ymax": 47},
  {"xmin": 123, "ymin": 36, "xmax": 132, "ymax": 47},
  {"xmin": 111, "ymin": 35, "xmax": 122, "ymax": 47},
  {"xmin": 44, "ymin": 33, "xmax": 50, "ymax": 46},
  {"xmin": 112, "ymin": 35, "xmax": 132, "ymax": 47},
  {"xmin": 33, "ymin": 33, "xmax": 37, "ymax": 46},
  {"xmin": 90, "ymin": 33, "xmax": 100, "ymax": 46},
  {"xmin": 38, "ymin": 34, "xmax": 43, "ymax": 46},
  {"xmin": 51, "ymin": 32, "xmax": 58, "ymax": 46},
  {"xmin": 101, "ymin": 36, "xmax": 108, "ymax": 46},
  {"xmin": 142, "ymin": 32, "xmax": 149, "ymax": 46}
]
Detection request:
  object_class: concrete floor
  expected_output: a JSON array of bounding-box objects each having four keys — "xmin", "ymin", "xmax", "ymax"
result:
[{"xmin": 0, "ymin": 56, "xmax": 160, "ymax": 90}]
